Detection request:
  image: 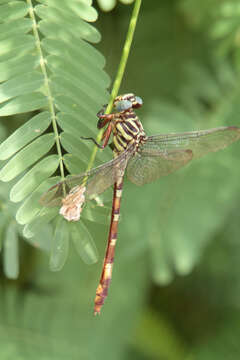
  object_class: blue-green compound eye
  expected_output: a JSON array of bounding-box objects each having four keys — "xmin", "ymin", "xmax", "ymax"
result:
[
  {"xmin": 115, "ymin": 100, "xmax": 132, "ymax": 112},
  {"xmin": 135, "ymin": 96, "xmax": 143, "ymax": 106}
]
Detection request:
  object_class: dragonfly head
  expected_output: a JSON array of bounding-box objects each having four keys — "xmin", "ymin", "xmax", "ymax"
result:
[{"xmin": 114, "ymin": 93, "xmax": 143, "ymax": 112}]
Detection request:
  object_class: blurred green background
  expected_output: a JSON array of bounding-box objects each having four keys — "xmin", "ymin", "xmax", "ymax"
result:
[{"xmin": 1, "ymin": 0, "xmax": 240, "ymax": 359}]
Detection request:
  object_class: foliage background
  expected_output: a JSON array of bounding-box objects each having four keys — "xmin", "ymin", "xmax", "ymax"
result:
[{"xmin": 1, "ymin": 0, "xmax": 240, "ymax": 359}]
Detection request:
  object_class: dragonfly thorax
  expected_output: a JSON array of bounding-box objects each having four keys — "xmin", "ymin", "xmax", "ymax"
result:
[{"xmin": 112, "ymin": 108, "xmax": 146, "ymax": 155}]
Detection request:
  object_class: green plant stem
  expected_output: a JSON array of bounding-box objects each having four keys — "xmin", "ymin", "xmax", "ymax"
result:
[
  {"xmin": 86, "ymin": 0, "xmax": 142, "ymax": 172},
  {"xmin": 27, "ymin": 0, "xmax": 66, "ymax": 188}
]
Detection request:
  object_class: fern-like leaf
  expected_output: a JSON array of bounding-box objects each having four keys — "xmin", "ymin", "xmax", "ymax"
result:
[{"xmin": 0, "ymin": 0, "xmax": 111, "ymax": 270}]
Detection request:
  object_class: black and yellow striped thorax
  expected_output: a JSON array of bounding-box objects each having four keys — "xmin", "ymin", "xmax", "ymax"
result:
[{"xmin": 112, "ymin": 108, "xmax": 146, "ymax": 156}]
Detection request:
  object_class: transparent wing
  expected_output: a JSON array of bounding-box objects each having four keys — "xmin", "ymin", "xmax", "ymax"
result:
[
  {"xmin": 40, "ymin": 146, "xmax": 134, "ymax": 207},
  {"xmin": 145, "ymin": 126, "xmax": 240, "ymax": 158},
  {"xmin": 127, "ymin": 126, "xmax": 240, "ymax": 186},
  {"xmin": 127, "ymin": 149, "xmax": 192, "ymax": 186}
]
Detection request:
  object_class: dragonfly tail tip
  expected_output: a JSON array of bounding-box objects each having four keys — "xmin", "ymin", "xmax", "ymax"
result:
[{"xmin": 94, "ymin": 310, "xmax": 101, "ymax": 316}]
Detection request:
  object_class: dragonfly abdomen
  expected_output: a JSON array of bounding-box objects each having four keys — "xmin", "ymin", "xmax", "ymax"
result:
[{"xmin": 94, "ymin": 176, "xmax": 123, "ymax": 315}]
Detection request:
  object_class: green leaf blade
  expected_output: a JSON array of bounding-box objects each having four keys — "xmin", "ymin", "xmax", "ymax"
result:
[
  {"xmin": 0, "ymin": 35, "xmax": 35, "ymax": 62},
  {"xmin": 0, "ymin": 18, "xmax": 33, "ymax": 41},
  {"xmin": 24, "ymin": 224, "xmax": 52, "ymax": 252},
  {"xmin": 0, "ymin": 53, "xmax": 40, "ymax": 82},
  {"xmin": 81, "ymin": 204, "xmax": 110, "ymax": 225},
  {"xmin": 0, "ymin": 92, "xmax": 48, "ymax": 116},
  {"xmin": 0, "ymin": 111, "xmax": 51, "ymax": 160},
  {"xmin": 49, "ymin": 217, "xmax": 70, "ymax": 271},
  {"xmin": 16, "ymin": 176, "xmax": 60, "ymax": 225},
  {"xmin": 10, "ymin": 155, "xmax": 60, "ymax": 203},
  {"xmin": 57, "ymin": 112, "xmax": 97, "ymax": 139},
  {"xmin": 23, "ymin": 207, "xmax": 58, "ymax": 239},
  {"xmin": 42, "ymin": 37, "xmax": 106, "ymax": 69},
  {"xmin": 60, "ymin": 132, "xmax": 110, "ymax": 164},
  {"xmin": 36, "ymin": 0, "xmax": 98, "ymax": 22},
  {"xmin": 51, "ymin": 74, "xmax": 109, "ymax": 109},
  {"xmin": 3, "ymin": 223, "xmax": 19, "ymax": 279},
  {"xmin": 48, "ymin": 52, "xmax": 110, "ymax": 87},
  {"xmin": 0, "ymin": 71, "xmax": 45, "ymax": 103},
  {"xmin": 0, "ymin": 1, "xmax": 29, "ymax": 22},
  {"xmin": 71, "ymin": 221, "xmax": 98, "ymax": 265},
  {"xmin": 38, "ymin": 11, "xmax": 101, "ymax": 43},
  {"xmin": 63, "ymin": 154, "xmax": 87, "ymax": 174},
  {"xmin": 0, "ymin": 133, "xmax": 55, "ymax": 181}
]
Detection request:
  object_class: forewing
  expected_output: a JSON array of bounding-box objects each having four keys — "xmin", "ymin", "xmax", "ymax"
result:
[
  {"xmin": 145, "ymin": 126, "xmax": 240, "ymax": 159},
  {"xmin": 40, "ymin": 147, "xmax": 133, "ymax": 207},
  {"xmin": 127, "ymin": 126, "xmax": 240, "ymax": 186},
  {"xmin": 40, "ymin": 181, "xmax": 65, "ymax": 207},
  {"xmin": 127, "ymin": 149, "xmax": 192, "ymax": 186}
]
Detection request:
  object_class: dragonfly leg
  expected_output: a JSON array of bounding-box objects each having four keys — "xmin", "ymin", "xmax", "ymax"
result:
[
  {"xmin": 101, "ymin": 123, "xmax": 113, "ymax": 148},
  {"xmin": 94, "ymin": 176, "xmax": 124, "ymax": 315},
  {"xmin": 80, "ymin": 136, "xmax": 104, "ymax": 149},
  {"xmin": 96, "ymin": 104, "xmax": 107, "ymax": 117},
  {"xmin": 97, "ymin": 114, "xmax": 115, "ymax": 129},
  {"xmin": 80, "ymin": 122, "xmax": 112, "ymax": 150}
]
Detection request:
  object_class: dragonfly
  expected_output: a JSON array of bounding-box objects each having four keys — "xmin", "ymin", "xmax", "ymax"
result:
[{"xmin": 40, "ymin": 93, "xmax": 240, "ymax": 315}]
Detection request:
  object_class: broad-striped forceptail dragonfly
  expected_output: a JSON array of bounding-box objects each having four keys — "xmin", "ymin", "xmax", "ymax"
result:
[{"xmin": 41, "ymin": 93, "xmax": 240, "ymax": 315}]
